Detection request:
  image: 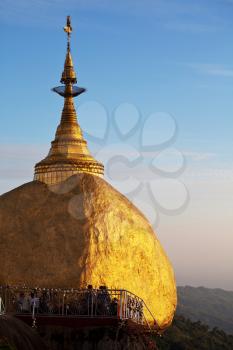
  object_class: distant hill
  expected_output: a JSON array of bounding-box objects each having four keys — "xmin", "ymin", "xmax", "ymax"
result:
[
  {"xmin": 156, "ymin": 315, "xmax": 233, "ymax": 350},
  {"xmin": 177, "ymin": 286, "xmax": 233, "ymax": 334}
]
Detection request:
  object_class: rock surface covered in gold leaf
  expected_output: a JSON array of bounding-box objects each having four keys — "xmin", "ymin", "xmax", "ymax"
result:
[{"xmin": 0, "ymin": 174, "xmax": 176, "ymax": 329}]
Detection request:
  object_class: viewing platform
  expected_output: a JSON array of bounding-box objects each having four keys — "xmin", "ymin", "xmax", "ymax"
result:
[{"xmin": 0, "ymin": 285, "xmax": 159, "ymax": 332}]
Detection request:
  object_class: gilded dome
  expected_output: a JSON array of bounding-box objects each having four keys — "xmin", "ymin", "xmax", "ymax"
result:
[{"xmin": 0, "ymin": 174, "xmax": 176, "ymax": 329}]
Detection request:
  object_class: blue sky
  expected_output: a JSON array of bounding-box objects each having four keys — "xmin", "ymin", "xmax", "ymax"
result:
[
  {"xmin": 0, "ymin": 0, "xmax": 233, "ymax": 290},
  {"xmin": 0, "ymin": 1, "xmax": 233, "ymax": 155}
]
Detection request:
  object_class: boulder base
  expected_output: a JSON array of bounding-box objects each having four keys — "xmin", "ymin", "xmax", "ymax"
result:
[{"xmin": 0, "ymin": 174, "xmax": 176, "ymax": 329}]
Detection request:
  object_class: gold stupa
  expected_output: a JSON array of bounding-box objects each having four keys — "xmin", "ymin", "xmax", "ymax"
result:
[
  {"xmin": 0, "ymin": 17, "xmax": 177, "ymax": 330},
  {"xmin": 34, "ymin": 16, "xmax": 104, "ymax": 185}
]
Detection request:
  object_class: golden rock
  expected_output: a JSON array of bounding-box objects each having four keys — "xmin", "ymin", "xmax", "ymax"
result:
[
  {"xmin": 0, "ymin": 17, "xmax": 177, "ymax": 330},
  {"xmin": 0, "ymin": 174, "xmax": 176, "ymax": 329}
]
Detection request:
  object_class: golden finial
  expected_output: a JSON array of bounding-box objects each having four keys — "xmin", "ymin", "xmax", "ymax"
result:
[
  {"xmin": 64, "ymin": 16, "xmax": 72, "ymax": 49},
  {"xmin": 64, "ymin": 16, "xmax": 72, "ymax": 35},
  {"xmin": 59, "ymin": 16, "xmax": 77, "ymax": 85}
]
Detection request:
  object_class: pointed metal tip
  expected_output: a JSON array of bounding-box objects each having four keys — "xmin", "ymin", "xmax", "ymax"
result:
[{"xmin": 64, "ymin": 16, "xmax": 72, "ymax": 34}]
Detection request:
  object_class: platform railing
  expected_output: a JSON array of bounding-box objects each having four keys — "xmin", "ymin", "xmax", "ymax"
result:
[{"xmin": 0, "ymin": 286, "xmax": 157, "ymax": 328}]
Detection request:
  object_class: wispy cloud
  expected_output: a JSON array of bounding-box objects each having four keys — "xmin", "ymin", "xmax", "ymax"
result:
[
  {"xmin": 207, "ymin": 68, "xmax": 233, "ymax": 78},
  {"xmin": 188, "ymin": 63, "xmax": 233, "ymax": 78},
  {"xmin": 164, "ymin": 21, "xmax": 217, "ymax": 33},
  {"xmin": 182, "ymin": 167, "xmax": 233, "ymax": 185},
  {"xmin": 182, "ymin": 151, "xmax": 217, "ymax": 161}
]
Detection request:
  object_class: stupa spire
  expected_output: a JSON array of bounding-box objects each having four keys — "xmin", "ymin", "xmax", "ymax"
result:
[
  {"xmin": 61, "ymin": 16, "xmax": 76, "ymax": 85},
  {"xmin": 34, "ymin": 16, "xmax": 104, "ymax": 185}
]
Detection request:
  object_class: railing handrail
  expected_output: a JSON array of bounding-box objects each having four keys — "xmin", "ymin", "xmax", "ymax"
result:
[{"xmin": 0, "ymin": 285, "xmax": 159, "ymax": 331}]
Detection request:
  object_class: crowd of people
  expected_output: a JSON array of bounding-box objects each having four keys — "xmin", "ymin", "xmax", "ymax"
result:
[
  {"xmin": 5, "ymin": 285, "xmax": 144, "ymax": 323},
  {"xmin": 126, "ymin": 295, "xmax": 143, "ymax": 323}
]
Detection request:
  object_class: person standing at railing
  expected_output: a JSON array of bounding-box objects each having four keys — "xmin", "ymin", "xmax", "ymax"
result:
[
  {"xmin": 87, "ymin": 285, "xmax": 94, "ymax": 316},
  {"xmin": 110, "ymin": 297, "xmax": 118, "ymax": 316},
  {"xmin": 126, "ymin": 295, "xmax": 132, "ymax": 318},
  {"xmin": 130, "ymin": 298, "xmax": 136, "ymax": 320},
  {"xmin": 82, "ymin": 285, "xmax": 95, "ymax": 316},
  {"xmin": 96, "ymin": 286, "xmax": 111, "ymax": 315},
  {"xmin": 138, "ymin": 300, "xmax": 143, "ymax": 324},
  {"xmin": 40, "ymin": 290, "xmax": 49, "ymax": 313},
  {"xmin": 102, "ymin": 286, "xmax": 111, "ymax": 315},
  {"xmin": 0, "ymin": 296, "xmax": 4, "ymax": 314},
  {"xmin": 65, "ymin": 302, "xmax": 70, "ymax": 315},
  {"xmin": 135, "ymin": 300, "xmax": 139, "ymax": 322},
  {"xmin": 52, "ymin": 290, "xmax": 60, "ymax": 314},
  {"xmin": 30, "ymin": 292, "xmax": 39, "ymax": 314},
  {"xmin": 96, "ymin": 286, "xmax": 104, "ymax": 315},
  {"xmin": 22, "ymin": 293, "xmax": 30, "ymax": 313},
  {"xmin": 17, "ymin": 292, "xmax": 24, "ymax": 312}
]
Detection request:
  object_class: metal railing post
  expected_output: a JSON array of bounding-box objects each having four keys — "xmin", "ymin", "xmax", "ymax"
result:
[
  {"xmin": 5, "ymin": 288, "xmax": 7, "ymax": 313},
  {"xmin": 59, "ymin": 292, "xmax": 61, "ymax": 316},
  {"xmin": 62, "ymin": 293, "xmax": 65, "ymax": 316},
  {"xmin": 119, "ymin": 290, "xmax": 123, "ymax": 319},
  {"xmin": 124, "ymin": 291, "xmax": 127, "ymax": 319},
  {"xmin": 91, "ymin": 292, "xmax": 94, "ymax": 317}
]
